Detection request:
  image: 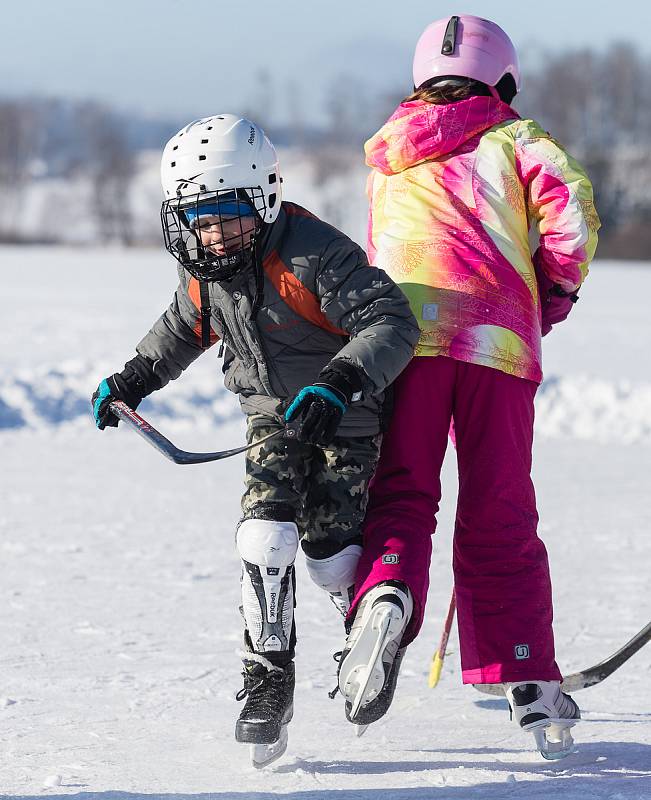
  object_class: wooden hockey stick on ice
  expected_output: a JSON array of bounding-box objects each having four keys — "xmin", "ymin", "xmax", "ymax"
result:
[{"xmin": 428, "ymin": 589, "xmax": 456, "ymax": 688}]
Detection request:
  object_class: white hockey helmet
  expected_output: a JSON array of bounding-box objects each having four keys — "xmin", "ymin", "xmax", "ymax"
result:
[
  {"xmin": 160, "ymin": 115, "xmax": 281, "ymax": 281},
  {"xmin": 161, "ymin": 114, "xmax": 281, "ymax": 223}
]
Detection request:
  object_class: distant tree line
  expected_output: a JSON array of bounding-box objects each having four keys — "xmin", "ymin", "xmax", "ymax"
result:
[
  {"xmin": 518, "ymin": 44, "xmax": 651, "ymax": 258},
  {"xmin": 0, "ymin": 99, "xmax": 140, "ymax": 245},
  {"xmin": 0, "ymin": 44, "xmax": 649, "ymax": 257}
]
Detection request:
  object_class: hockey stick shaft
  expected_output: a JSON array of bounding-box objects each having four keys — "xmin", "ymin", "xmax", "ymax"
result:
[
  {"xmin": 109, "ymin": 400, "xmax": 282, "ymax": 464},
  {"xmin": 561, "ymin": 618, "xmax": 651, "ymax": 692},
  {"xmin": 473, "ymin": 618, "xmax": 651, "ymax": 696},
  {"xmin": 428, "ymin": 589, "xmax": 456, "ymax": 688}
]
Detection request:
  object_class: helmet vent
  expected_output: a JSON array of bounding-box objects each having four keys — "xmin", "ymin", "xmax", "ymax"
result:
[
  {"xmin": 252, "ymin": 164, "xmax": 257, "ymax": 169},
  {"xmin": 198, "ymin": 155, "xmax": 206, "ymax": 161},
  {"xmin": 441, "ymin": 16, "xmax": 459, "ymax": 55},
  {"xmin": 269, "ymin": 174, "xmax": 277, "ymax": 184},
  {"xmin": 201, "ymin": 139, "xmax": 209, "ymax": 144},
  {"xmin": 268, "ymin": 192, "xmax": 277, "ymax": 209},
  {"xmin": 171, "ymin": 161, "xmax": 176, "ymax": 167},
  {"xmin": 173, "ymin": 145, "xmax": 178, "ymax": 151},
  {"xmin": 207, "ymin": 126, "xmax": 213, "ymax": 130}
]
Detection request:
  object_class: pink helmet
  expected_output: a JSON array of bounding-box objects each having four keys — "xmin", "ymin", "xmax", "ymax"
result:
[{"xmin": 412, "ymin": 15, "xmax": 521, "ymax": 94}]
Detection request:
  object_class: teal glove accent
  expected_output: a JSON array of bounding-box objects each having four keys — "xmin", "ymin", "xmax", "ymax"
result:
[
  {"xmin": 93, "ymin": 379, "xmax": 113, "ymax": 428},
  {"xmin": 285, "ymin": 385, "xmax": 347, "ymax": 422}
]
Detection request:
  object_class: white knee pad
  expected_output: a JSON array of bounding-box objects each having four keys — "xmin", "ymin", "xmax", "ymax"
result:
[
  {"xmin": 237, "ymin": 519, "xmax": 299, "ymax": 654},
  {"xmin": 304, "ymin": 544, "xmax": 362, "ymax": 617},
  {"xmin": 237, "ymin": 518, "xmax": 299, "ymax": 568}
]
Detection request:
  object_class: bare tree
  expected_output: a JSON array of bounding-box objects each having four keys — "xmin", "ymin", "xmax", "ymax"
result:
[
  {"xmin": 0, "ymin": 101, "xmax": 41, "ymax": 239},
  {"xmin": 77, "ymin": 103, "xmax": 136, "ymax": 246}
]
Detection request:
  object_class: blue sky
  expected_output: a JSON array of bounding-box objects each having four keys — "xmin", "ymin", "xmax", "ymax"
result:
[{"xmin": 3, "ymin": 0, "xmax": 649, "ymax": 124}]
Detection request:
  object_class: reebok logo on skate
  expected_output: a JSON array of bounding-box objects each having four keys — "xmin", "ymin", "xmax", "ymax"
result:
[
  {"xmin": 514, "ymin": 644, "xmax": 530, "ymax": 660},
  {"xmin": 382, "ymin": 553, "xmax": 400, "ymax": 564},
  {"xmin": 266, "ymin": 567, "xmax": 280, "ymax": 576}
]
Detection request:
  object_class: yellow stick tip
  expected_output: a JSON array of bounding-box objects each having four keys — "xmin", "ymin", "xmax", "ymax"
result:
[{"xmin": 428, "ymin": 654, "xmax": 443, "ymax": 689}]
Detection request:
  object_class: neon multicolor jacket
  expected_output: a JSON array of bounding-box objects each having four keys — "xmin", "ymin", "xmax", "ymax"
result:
[{"xmin": 365, "ymin": 96, "xmax": 600, "ymax": 383}]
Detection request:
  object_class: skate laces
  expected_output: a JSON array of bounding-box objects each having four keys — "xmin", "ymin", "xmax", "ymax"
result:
[
  {"xmin": 236, "ymin": 679, "xmax": 263, "ymax": 702},
  {"xmin": 328, "ymin": 651, "xmax": 344, "ymax": 699},
  {"xmin": 236, "ymin": 665, "xmax": 288, "ymax": 714}
]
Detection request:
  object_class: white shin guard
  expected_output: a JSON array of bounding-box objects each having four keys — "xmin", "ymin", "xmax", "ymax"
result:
[
  {"xmin": 304, "ymin": 544, "xmax": 362, "ymax": 616},
  {"xmin": 237, "ymin": 518, "xmax": 299, "ymax": 654}
]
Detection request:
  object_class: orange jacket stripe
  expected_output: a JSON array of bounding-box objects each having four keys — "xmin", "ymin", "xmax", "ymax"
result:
[
  {"xmin": 262, "ymin": 251, "xmax": 347, "ymax": 336},
  {"xmin": 283, "ymin": 202, "xmax": 317, "ymax": 220}
]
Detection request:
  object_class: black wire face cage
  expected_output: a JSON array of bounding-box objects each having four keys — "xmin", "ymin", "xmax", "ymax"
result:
[{"xmin": 161, "ymin": 187, "xmax": 266, "ymax": 282}]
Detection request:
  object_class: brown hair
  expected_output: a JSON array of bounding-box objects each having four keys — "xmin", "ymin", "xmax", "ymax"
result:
[
  {"xmin": 404, "ymin": 74, "xmax": 517, "ymax": 106},
  {"xmin": 404, "ymin": 78, "xmax": 491, "ymax": 106}
]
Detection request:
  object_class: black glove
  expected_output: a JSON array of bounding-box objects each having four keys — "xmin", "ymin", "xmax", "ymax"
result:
[
  {"xmin": 541, "ymin": 283, "xmax": 579, "ymax": 336},
  {"xmin": 534, "ymin": 255, "xmax": 580, "ymax": 336},
  {"xmin": 91, "ymin": 355, "xmax": 161, "ymax": 430},
  {"xmin": 284, "ymin": 360, "xmax": 364, "ymax": 446}
]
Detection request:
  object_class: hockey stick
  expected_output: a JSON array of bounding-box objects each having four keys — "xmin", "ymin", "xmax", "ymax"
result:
[
  {"xmin": 473, "ymin": 619, "xmax": 651, "ymax": 696},
  {"xmin": 109, "ymin": 400, "xmax": 282, "ymax": 464},
  {"xmin": 428, "ymin": 589, "xmax": 456, "ymax": 688}
]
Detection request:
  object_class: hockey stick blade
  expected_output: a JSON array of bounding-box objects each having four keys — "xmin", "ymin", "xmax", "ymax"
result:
[
  {"xmin": 109, "ymin": 400, "xmax": 282, "ymax": 464},
  {"xmin": 473, "ymin": 619, "xmax": 651, "ymax": 696},
  {"xmin": 428, "ymin": 589, "xmax": 456, "ymax": 689}
]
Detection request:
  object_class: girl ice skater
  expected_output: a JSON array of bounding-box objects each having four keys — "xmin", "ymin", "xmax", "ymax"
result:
[{"xmin": 337, "ymin": 15, "xmax": 600, "ymax": 759}]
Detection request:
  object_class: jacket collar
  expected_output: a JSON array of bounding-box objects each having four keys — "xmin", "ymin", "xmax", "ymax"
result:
[{"xmin": 365, "ymin": 96, "xmax": 519, "ymax": 175}]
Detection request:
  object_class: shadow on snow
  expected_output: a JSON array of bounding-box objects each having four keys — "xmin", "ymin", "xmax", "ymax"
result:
[{"xmin": 6, "ymin": 742, "xmax": 651, "ymax": 800}]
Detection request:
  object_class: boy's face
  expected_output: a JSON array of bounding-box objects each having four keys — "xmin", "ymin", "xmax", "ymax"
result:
[{"xmin": 193, "ymin": 214, "xmax": 257, "ymax": 257}]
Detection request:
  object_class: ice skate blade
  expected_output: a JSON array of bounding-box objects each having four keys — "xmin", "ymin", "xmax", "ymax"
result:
[
  {"xmin": 341, "ymin": 603, "xmax": 404, "ymax": 721},
  {"xmin": 250, "ymin": 724, "xmax": 289, "ymax": 769},
  {"xmin": 354, "ymin": 723, "xmax": 369, "ymax": 738},
  {"xmin": 348, "ymin": 608, "xmax": 395, "ymax": 720},
  {"xmin": 533, "ymin": 725, "xmax": 575, "ymax": 760}
]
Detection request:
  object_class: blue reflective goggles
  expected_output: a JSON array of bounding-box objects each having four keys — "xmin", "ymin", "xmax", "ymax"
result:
[{"xmin": 184, "ymin": 200, "xmax": 255, "ymax": 225}]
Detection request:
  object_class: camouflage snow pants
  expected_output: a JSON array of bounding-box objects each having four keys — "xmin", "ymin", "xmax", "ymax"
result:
[{"xmin": 242, "ymin": 414, "xmax": 381, "ymax": 554}]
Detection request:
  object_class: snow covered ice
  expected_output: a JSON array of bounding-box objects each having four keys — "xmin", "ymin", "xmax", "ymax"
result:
[{"xmin": 0, "ymin": 246, "xmax": 649, "ymax": 797}]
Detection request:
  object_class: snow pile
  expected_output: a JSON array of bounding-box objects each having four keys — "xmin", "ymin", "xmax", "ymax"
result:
[
  {"xmin": 2, "ymin": 361, "xmax": 650, "ymax": 445},
  {"xmin": 536, "ymin": 375, "xmax": 651, "ymax": 444},
  {"xmin": 0, "ymin": 360, "xmax": 240, "ymax": 432}
]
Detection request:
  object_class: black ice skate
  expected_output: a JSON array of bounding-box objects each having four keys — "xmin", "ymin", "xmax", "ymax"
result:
[
  {"xmin": 235, "ymin": 658, "xmax": 295, "ymax": 768},
  {"xmin": 337, "ymin": 581, "xmax": 413, "ymax": 733},
  {"xmin": 504, "ymin": 680, "xmax": 581, "ymax": 760}
]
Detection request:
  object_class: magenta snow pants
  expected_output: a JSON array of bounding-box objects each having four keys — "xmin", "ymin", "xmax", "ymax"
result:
[{"xmin": 349, "ymin": 356, "xmax": 562, "ymax": 684}]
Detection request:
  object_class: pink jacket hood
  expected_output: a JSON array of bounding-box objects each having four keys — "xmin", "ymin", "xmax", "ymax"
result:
[{"xmin": 365, "ymin": 96, "xmax": 519, "ymax": 175}]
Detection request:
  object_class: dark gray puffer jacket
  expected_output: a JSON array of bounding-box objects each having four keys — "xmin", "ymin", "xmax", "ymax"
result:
[{"xmin": 136, "ymin": 202, "xmax": 420, "ymax": 436}]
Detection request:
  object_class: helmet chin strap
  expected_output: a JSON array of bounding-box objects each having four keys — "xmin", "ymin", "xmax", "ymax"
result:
[{"xmin": 195, "ymin": 245, "xmax": 254, "ymax": 283}]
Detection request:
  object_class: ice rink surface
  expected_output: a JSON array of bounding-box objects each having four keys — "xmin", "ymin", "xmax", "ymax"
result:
[{"xmin": 0, "ymin": 247, "xmax": 649, "ymax": 798}]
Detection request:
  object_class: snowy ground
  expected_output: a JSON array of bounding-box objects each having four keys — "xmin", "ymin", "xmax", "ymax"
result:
[{"xmin": 1, "ymin": 247, "xmax": 650, "ymax": 799}]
